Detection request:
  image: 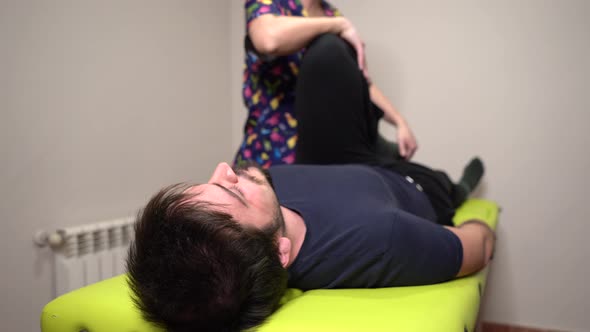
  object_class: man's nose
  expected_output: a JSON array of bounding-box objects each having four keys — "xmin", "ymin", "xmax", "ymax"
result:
[{"xmin": 208, "ymin": 162, "xmax": 238, "ymax": 184}]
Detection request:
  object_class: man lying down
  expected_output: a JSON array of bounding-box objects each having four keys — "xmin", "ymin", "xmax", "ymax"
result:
[{"xmin": 126, "ymin": 34, "xmax": 495, "ymax": 332}]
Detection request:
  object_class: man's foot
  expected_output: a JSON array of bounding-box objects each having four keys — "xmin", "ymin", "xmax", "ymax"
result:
[
  {"xmin": 459, "ymin": 157, "xmax": 484, "ymax": 193},
  {"xmin": 452, "ymin": 157, "xmax": 485, "ymax": 206}
]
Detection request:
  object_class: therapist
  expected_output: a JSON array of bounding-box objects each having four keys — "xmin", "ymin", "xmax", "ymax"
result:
[{"xmin": 234, "ymin": 0, "xmax": 418, "ymax": 167}]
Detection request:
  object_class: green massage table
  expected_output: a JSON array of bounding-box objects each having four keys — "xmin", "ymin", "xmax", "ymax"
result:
[{"xmin": 41, "ymin": 199, "xmax": 499, "ymax": 332}]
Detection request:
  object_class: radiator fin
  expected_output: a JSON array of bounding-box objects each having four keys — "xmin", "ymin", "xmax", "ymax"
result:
[{"xmin": 53, "ymin": 217, "xmax": 134, "ymax": 297}]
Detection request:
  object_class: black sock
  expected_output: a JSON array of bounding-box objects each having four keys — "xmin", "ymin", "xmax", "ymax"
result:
[
  {"xmin": 460, "ymin": 157, "xmax": 484, "ymax": 191},
  {"xmin": 452, "ymin": 157, "xmax": 484, "ymax": 206}
]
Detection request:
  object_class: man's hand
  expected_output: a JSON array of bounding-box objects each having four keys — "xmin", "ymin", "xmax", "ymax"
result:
[{"xmin": 397, "ymin": 124, "xmax": 418, "ymax": 160}]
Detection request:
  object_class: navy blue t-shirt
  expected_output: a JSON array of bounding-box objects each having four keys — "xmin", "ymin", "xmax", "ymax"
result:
[{"xmin": 268, "ymin": 164, "xmax": 463, "ymax": 290}]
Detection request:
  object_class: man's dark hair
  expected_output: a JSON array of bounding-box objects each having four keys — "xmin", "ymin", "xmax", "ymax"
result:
[{"xmin": 126, "ymin": 183, "xmax": 288, "ymax": 332}]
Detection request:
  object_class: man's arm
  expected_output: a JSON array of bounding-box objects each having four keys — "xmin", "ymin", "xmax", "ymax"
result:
[
  {"xmin": 369, "ymin": 84, "xmax": 418, "ymax": 160},
  {"xmin": 445, "ymin": 221, "xmax": 495, "ymax": 277},
  {"xmin": 249, "ymin": 15, "xmax": 366, "ymax": 71}
]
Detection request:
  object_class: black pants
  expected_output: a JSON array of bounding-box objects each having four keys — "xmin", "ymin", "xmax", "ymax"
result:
[{"xmin": 294, "ymin": 34, "xmax": 458, "ymax": 226}]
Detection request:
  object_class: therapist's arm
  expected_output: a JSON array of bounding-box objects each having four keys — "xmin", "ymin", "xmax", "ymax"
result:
[
  {"xmin": 369, "ymin": 84, "xmax": 418, "ymax": 160},
  {"xmin": 248, "ymin": 15, "xmax": 367, "ymax": 71}
]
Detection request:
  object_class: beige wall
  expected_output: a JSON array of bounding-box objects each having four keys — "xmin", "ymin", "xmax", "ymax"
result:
[
  {"xmin": 1, "ymin": 1, "xmax": 232, "ymax": 331},
  {"xmin": 230, "ymin": 1, "xmax": 590, "ymax": 331},
  {"xmin": 230, "ymin": 1, "xmax": 246, "ymax": 153},
  {"xmin": 2, "ymin": 1, "xmax": 588, "ymax": 331}
]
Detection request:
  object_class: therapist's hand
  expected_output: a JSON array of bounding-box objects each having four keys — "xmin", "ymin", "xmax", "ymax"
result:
[
  {"xmin": 338, "ymin": 18, "xmax": 367, "ymax": 74},
  {"xmin": 397, "ymin": 124, "xmax": 418, "ymax": 160}
]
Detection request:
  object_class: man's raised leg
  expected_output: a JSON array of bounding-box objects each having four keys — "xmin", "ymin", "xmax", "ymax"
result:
[{"xmin": 295, "ymin": 34, "xmax": 381, "ymax": 165}]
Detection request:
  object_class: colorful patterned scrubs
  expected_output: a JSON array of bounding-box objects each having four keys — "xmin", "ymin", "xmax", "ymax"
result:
[{"xmin": 234, "ymin": 0, "xmax": 341, "ymax": 168}]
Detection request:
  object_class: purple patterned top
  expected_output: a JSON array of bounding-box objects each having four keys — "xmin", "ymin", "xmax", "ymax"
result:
[{"xmin": 235, "ymin": 0, "xmax": 340, "ymax": 168}]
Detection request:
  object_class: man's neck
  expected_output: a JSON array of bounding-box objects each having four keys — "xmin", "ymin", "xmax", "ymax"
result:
[{"xmin": 280, "ymin": 205, "xmax": 306, "ymax": 267}]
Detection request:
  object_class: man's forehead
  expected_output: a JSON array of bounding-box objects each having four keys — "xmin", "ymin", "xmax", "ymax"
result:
[
  {"xmin": 185, "ymin": 184, "xmax": 203, "ymax": 194},
  {"xmin": 181, "ymin": 185, "xmax": 204, "ymax": 204},
  {"xmin": 182, "ymin": 185, "xmax": 233, "ymax": 211}
]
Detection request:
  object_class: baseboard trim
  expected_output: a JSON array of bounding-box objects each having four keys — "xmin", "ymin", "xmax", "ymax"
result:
[{"xmin": 481, "ymin": 322, "xmax": 566, "ymax": 332}]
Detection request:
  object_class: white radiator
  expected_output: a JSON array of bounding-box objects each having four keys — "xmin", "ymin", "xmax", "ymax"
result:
[{"xmin": 43, "ymin": 217, "xmax": 135, "ymax": 297}]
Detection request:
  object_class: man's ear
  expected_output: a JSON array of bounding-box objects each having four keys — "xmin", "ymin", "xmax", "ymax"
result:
[{"xmin": 277, "ymin": 237, "xmax": 292, "ymax": 268}]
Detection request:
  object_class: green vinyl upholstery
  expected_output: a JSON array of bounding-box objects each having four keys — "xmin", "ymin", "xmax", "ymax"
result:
[{"xmin": 41, "ymin": 199, "xmax": 499, "ymax": 332}]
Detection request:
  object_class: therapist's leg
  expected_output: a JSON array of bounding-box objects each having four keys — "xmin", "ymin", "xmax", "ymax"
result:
[{"xmin": 295, "ymin": 34, "xmax": 381, "ymax": 165}]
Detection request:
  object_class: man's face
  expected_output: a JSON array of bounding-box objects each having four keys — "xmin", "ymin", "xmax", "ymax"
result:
[{"xmin": 187, "ymin": 162, "xmax": 283, "ymax": 233}]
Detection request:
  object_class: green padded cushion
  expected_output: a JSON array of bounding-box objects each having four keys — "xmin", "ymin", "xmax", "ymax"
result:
[{"xmin": 41, "ymin": 199, "xmax": 499, "ymax": 332}]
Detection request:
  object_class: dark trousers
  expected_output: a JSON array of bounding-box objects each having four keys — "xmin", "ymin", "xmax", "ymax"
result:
[{"xmin": 294, "ymin": 34, "xmax": 458, "ymax": 226}]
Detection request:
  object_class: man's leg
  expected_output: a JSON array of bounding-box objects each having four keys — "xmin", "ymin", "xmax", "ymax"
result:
[
  {"xmin": 452, "ymin": 157, "xmax": 485, "ymax": 206},
  {"xmin": 376, "ymin": 132, "xmax": 402, "ymax": 164},
  {"xmin": 295, "ymin": 34, "xmax": 381, "ymax": 165},
  {"xmin": 293, "ymin": 34, "xmax": 484, "ymax": 225},
  {"xmin": 389, "ymin": 161, "xmax": 458, "ymax": 225},
  {"xmin": 389, "ymin": 158, "xmax": 485, "ymax": 226}
]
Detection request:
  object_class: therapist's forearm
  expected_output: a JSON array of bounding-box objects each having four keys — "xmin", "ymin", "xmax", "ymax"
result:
[
  {"xmin": 248, "ymin": 15, "xmax": 348, "ymax": 55},
  {"xmin": 369, "ymin": 84, "xmax": 407, "ymax": 127}
]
